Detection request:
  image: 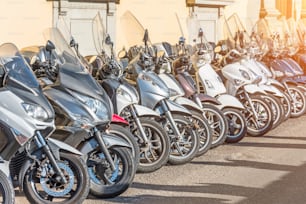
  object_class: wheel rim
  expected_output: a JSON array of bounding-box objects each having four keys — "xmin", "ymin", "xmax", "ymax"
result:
[
  {"xmin": 137, "ymin": 125, "xmax": 165, "ymax": 166},
  {"xmin": 29, "ymin": 160, "xmax": 81, "ymax": 202},
  {"xmin": 245, "ymin": 99, "xmax": 271, "ymax": 133},
  {"xmin": 88, "ymin": 150, "xmax": 123, "ymax": 186},
  {"xmin": 202, "ymin": 109, "xmax": 225, "ymax": 144},
  {"xmin": 224, "ymin": 111, "xmax": 244, "ymax": 138},
  {"xmin": 289, "ymin": 88, "xmax": 305, "ymax": 114},
  {"xmin": 166, "ymin": 117, "xmax": 196, "ymax": 158}
]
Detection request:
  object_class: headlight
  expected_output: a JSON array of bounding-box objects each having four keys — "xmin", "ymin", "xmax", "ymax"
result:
[
  {"xmin": 76, "ymin": 94, "xmax": 108, "ymax": 116},
  {"xmin": 234, "ymin": 79, "xmax": 243, "ymax": 86},
  {"xmin": 239, "ymin": 69, "xmax": 251, "ymax": 80},
  {"xmin": 22, "ymin": 103, "xmax": 48, "ymax": 121}
]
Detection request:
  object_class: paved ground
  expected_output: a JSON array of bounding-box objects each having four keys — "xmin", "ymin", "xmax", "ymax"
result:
[{"xmin": 15, "ymin": 115, "xmax": 306, "ymax": 204}]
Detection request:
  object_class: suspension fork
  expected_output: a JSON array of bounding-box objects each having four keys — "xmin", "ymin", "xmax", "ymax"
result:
[
  {"xmin": 160, "ymin": 100, "xmax": 183, "ymax": 140},
  {"xmin": 35, "ymin": 131, "xmax": 67, "ymax": 184},
  {"xmin": 243, "ymin": 90, "xmax": 259, "ymax": 120},
  {"xmin": 93, "ymin": 127, "xmax": 116, "ymax": 171},
  {"xmin": 129, "ymin": 105, "xmax": 149, "ymax": 144}
]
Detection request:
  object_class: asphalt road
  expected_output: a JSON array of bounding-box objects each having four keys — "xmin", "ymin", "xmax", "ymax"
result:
[{"xmin": 15, "ymin": 115, "xmax": 306, "ymax": 204}]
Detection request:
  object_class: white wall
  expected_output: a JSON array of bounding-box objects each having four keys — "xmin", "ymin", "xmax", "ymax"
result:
[
  {"xmin": 116, "ymin": 0, "xmax": 189, "ymax": 52},
  {"xmin": 0, "ymin": 0, "xmax": 53, "ymax": 48}
]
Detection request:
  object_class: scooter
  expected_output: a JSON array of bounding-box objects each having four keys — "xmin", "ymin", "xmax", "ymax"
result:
[
  {"xmin": 91, "ymin": 13, "xmax": 170, "ymax": 173},
  {"xmin": 0, "ymin": 42, "xmax": 90, "ymax": 204},
  {"xmin": 255, "ymin": 18, "xmax": 306, "ymax": 118},
  {"xmin": 22, "ymin": 27, "xmax": 136, "ymax": 199},
  {"xmin": 224, "ymin": 13, "xmax": 288, "ymax": 128},
  {"xmin": 121, "ymin": 11, "xmax": 200, "ymax": 165},
  {"xmin": 152, "ymin": 44, "xmax": 212, "ymax": 155},
  {"xmin": 153, "ymin": 40, "xmax": 228, "ymax": 148}
]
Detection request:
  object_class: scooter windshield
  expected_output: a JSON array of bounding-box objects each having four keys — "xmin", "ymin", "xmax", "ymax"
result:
[
  {"xmin": 43, "ymin": 28, "xmax": 105, "ymax": 99},
  {"xmin": 92, "ymin": 12, "xmax": 112, "ymax": 58},
  {"xmin": 0, "ymin": 43, "xmax": 39, "ymax": 89},
  {"xmin": 120, "ymin": 10, "xmax": 147, "ymax": 48}
]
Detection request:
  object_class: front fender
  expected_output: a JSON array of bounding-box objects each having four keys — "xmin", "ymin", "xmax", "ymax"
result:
[
  {"xmin": 155, "ymin": 100, "xmax": 191, "ymax": 116},
  {"xmin": 195, "ymin": 93, "xmax": 221, "ymax": 105},
  {"xmin": 216, "ymin": 94, "xmax": 245, "ymax": 110},
  {"xmin": 133, "ymin": 104, "xmax": 160, "ymax": 118},
  {"xmin": 173, "ymin": 97, "xmax": 202, "ymax": 113},
  {"xmin": 47, "ymin": 138, "xmax": 84, "ymax": 157},
  {"xmin": 79, "ymin": 134, "xmax": 131, "ymax": 155},
  {"xmin": 244, "ymin": 84, "xmax": 267, "ymax": 95},
  {"xmin": 259, "ymin": 84, "xmax": 283, "ymax": 98}
]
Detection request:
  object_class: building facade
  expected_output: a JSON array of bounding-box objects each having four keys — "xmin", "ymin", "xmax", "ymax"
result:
[{"xmin": 0, "ymin": 0, "xmax": 304, "ymax": 55}]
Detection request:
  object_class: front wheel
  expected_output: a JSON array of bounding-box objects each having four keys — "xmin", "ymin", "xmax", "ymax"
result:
[
  {"xmin": 261, "ymin": 95, "xmax": 285, "ymax": 129},
  {"xmin": 109, "ymin": 124, "xmax": 140, "ymax": 169},
  {"xmin": 0, "ymin": 170, "xmax": 14, "ymax": 204},
  {"xmin": 202, "ymin": 103, "xmax": 228, "ymax": 148},
  {"xmin": 242, "ymin": 94, "xmax": 273, "ymax": 137},
  {"xmin": 133, "ymin": 118, "xmax": 170, "ymax": 173},
  {"xmin": 188, "ymin": 110, "xmax": 212, "ymax": 157},
  {"xmin": 287, "ymin": 85, "xmax": 306, "ymax": 118},
  {"xmin": 222, "ymin": 108, "xmax": 247, "ymax": 143},
  {"xmin": 164, "ymin": 114, "xmax": 200, "ymax": 165},
  {"xmin": 88, "ymin": 147, "xmax": 135, "ymax": 198},
  {"xmin": 23, "ymin": 152, "xmax": 89, "ymax": 204}
]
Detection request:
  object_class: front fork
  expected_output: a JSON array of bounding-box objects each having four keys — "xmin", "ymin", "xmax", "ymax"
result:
[
  {"xmin": 160, "ymin": 100, "xmax": 183, "ymax": 140},
  {"xmin": 34, "ymin": 131, "xmax": 67, "ymax": 184},
  {"xmin": 241, "ymin": 90, "xmax": 259, "ymax": 121},
  {"xmin": 93, "ymin": 127, "xmax": 116, "ymax": 171},
  {"xmin": 129, "ymin": 105, "xmax": 149, "ymax": 145}
]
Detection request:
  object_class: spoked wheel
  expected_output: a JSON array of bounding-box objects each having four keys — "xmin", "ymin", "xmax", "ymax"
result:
[
  {"xmin": 0, "ymin": 170, "xmax": 14, "ymax": 204},
  {"xmin": 23, "ymin": 152, "xmax": 89, "ymax": 204},
  {"xmin": 280, "ymin": 91, "xmax": 292, "ymax": 121},
  {"xmin": 202, "ymin": 103, "xmax": 228, "ymax": 148},
  {"xmin": 164, "ymin": 114, "xmax": 200, "ymax": 165},
  {"xmin": 132, "ymin": 118, "xmax": 170, "ymax": 173},
  {"xmin": 261, "ymin": 95, "xmax": 285, "ymax": 129},
  {"xmin": 109, "ymin": 124, "xmax": 140, "ymax": 169},
  {"xmin": 88, "ymin": 147, "xmax": 135, "ymax": 198},
  {"xmin": 222, "ymin": 108, "xmax": 247, "ymax": 143},
  {"xmin": 242, "ymin": 94, "xmax": 273, "ymax": 137},
  {"xmin": 287, "ymin": 85, "xmax": 306, "ymax": 118},
  {"xmin": 188, "ymin": 110, "xmax": 212, "ymax": 157}
]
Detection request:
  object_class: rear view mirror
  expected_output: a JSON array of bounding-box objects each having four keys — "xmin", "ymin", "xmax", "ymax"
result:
[
  {"xmin": 46, "ymin": 40, "xmax": 55, "ymax": 52},
  {"xmin": 157, "ymin": 50, "xmax": 165, "ymax": 58},
  {"xmin": 214, "ymin": 46, "xmax": 221, "ymax": 53},
  {"xmin": 118, "ymin": 48, "xmax": 127, "ymax": 59}
]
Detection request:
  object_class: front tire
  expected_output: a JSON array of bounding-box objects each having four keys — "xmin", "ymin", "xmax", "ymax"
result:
[
  {"xmin": 109, "ymin": 124, "xmax": 140, "ymax": 170},
  {"xmin": 222, "ymin": 108, "xmax": 247, "ymax": 143},
  {"xmin": 165, "ymin": 114, "xmax": 200, "ymax": 165},
  {"xmin": 0, "ymin": 170, "xmax": 14, "ymax": 204},
  {"xmin": 89, "ymin": 147, "xmax": 135, "ymax": 198},
  {"xmin": 243, "ymin": 94, "xmax": 273, "ymax": 137},
  {"xmin": 202, "ymin": 103, "xmax": 228, "ymax": 148},
  {"xmin": 23, "ymin": 152, "xmax": 89, "ymax": 204},
  {"xmin": 287, "ymin": 85, "xmax": 306, "ymax": 118},
  {"xmin": 189, "ymin": 110, "xmax": 212, "ymax": 157}
]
